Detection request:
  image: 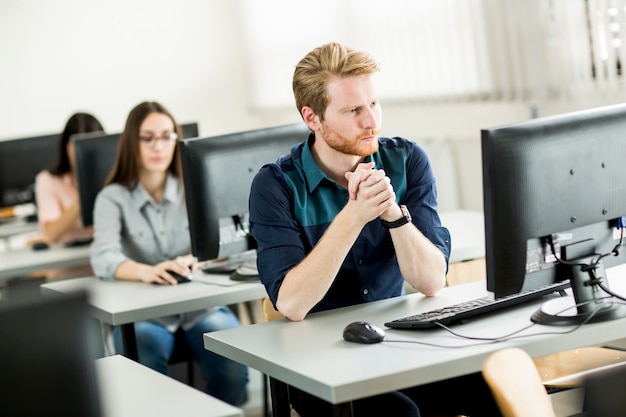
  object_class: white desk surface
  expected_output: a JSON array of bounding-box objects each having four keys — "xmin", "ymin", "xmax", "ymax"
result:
[
  {"xmin": 96, "ymin": 354, "xmax": 243, "ymax": 417},
  {"xmin": 439, "ymin": 210, "xmax": 485, "ymax": 263},
  {"xmin": 41, "ymin": 272, "xmax": 267, "ymax": 325},
  {"xmin": 0, "ymin": 219, "xmax": 38, "ymax": 239},
  {"xmin": 204, "ymin": 264, "xmax": 626, "ymax": 405},
  {"xmin": 0, "ymin": 244, "xmax": 91, "ymax": 280}
]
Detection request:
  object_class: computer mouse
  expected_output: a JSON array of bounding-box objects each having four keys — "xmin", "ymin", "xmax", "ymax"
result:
[
  {"xmin": 31, "ymin": 241, "xmax": 49, "ymax": 251},
  {"xmin": 342, "ymin": 321, "xmax": 385, "ymax": 344},
  {"xmin": 165, "ymin": 270, "xmax": 192, "ymax": 284}
]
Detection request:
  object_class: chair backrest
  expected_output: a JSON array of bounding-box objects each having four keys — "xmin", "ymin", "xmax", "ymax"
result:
[
  {"xmin": 262, "ymin": 296, "xmax": 285, "ymax": 322},
  {"xmin": 481, "ymin": 347, "xmax": 556, "ymax": 417}
]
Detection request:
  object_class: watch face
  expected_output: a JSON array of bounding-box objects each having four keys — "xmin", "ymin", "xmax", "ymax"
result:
[
  {"xmin": 400, "ymin": 205, "xmax": 412, "ymax": 222},
  {"xmin": 381, "ymin": 205, "xmax": 411, "ymax": 229}
]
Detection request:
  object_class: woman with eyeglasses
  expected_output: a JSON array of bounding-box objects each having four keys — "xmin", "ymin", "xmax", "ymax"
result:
[{"xmin": 90, "ymin": 101, "xmax": 248, "ymax": 406}]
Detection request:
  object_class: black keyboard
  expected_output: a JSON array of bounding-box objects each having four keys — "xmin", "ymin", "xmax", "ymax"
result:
[{"xmin": 384, "ymin": 281, "xmax": 570, "ymax": 329}]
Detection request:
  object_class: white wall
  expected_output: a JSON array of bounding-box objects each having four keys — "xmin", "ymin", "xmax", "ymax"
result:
[
  {"xmin": 0, "ymin": 0, "xmax": 275, "ymax": 138},
  {"xmin": 1, "ymin": 1, "xmax": 619, "ymax": 212}
]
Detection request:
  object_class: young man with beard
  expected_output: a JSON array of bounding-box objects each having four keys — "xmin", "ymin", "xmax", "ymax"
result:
[{"xmin": 249, "ymin": 42, "xmax": 500, "ymax": 416}]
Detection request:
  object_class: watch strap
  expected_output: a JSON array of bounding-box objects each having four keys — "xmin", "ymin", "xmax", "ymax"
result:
[{"xmin": 380, "ymin": 205, "xmax": 411, "ymax": 229}]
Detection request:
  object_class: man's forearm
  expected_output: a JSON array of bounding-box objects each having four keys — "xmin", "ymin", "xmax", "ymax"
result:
[
  {"xmin": 276, "ymin": 208, "xmax": 364, "ymax": 321},
  {"xmin": 390, "ymin": 223, "xmax": 446, "ymax": 296}
]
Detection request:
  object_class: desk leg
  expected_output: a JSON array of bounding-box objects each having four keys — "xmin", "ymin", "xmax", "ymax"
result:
[
  {"xmin": 269, "ymin": 377, "xmax": 354, "ymax": 417},
  {"xmin": 269, "ymin": 376, "xmax": 291, "ymax": 417},
  {"xmin": 263, "ymin": 374, "xmax": 271, "ymax": 417},
  {"xmin": 331, "ymin": 402, "xmax": 353, "ymax": 417},
  {"xmin": 121, "ymin": 323, "xmax": 139, "ymax": 361}
]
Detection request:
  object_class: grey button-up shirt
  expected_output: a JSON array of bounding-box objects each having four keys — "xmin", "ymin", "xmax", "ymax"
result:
[{"xmin": 90, "ymin": 173, "xmax": 210, "ymax": 331}]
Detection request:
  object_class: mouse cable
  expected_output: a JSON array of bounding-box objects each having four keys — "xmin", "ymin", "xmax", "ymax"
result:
[
  {"xmin": 432, "ymin": 297, "xmax": 622, "ymax": 343},
  {"xmin": 381, "ymin": 299, "xmax": 621, "ymax": 349}
]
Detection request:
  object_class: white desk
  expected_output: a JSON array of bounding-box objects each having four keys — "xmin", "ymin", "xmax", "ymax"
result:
[
  {"xmin": 439, "ymin": 210, "xmax": 485, "ymax": 263},
  {"xmin": 203, "ymin": 265, "xmax": 626, "ymax": 416},
  {"xmin": 42, "ymin": 272, "xmax": 267, "ymax": 359},
  {"xmin": 0, "ymin": 219, "xmax": 38, "ymax": 239},
  {"xmin": 96, "ymin": 354, "xmax": 243, "ymax": 417},
  {"xmin": 0, "ymin": 244, "xmax": 91, "ymax": 281}
]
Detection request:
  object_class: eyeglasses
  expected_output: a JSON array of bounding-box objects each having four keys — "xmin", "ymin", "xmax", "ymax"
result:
[{"xmin": 138, "ymin": 132, "xmax": 178, "ymax": 146}]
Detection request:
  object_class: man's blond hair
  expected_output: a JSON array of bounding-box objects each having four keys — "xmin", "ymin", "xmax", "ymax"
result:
[{"xmin": 292, "ymin": 42, "xmax": 380, "ymax": 121}]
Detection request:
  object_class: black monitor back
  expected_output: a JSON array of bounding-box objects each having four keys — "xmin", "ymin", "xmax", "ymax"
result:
[
  {"xmin": 481, "ymin": 103, "xmax": 626, "ymax": 298},
  {"xmin": 0, "ymin": 133, "xmax": 59, "ymax": 209},
  {"xmin": 180, "ymin": 122, "xmax": 309, "ymax": 262},
  {"xmin": 0, "ymin": 290, "xmax": 102, "ymax": 417},
  {"xmin": 181, "ymin": 121, "xmax": 199, "ymax": 139},
  {"xmin": 73, "ymin": 132, "xmax": 121, "ymax": 227},
  {"xmin": 73, "ymin": 122, "xmax": 199, "ymax": 227}
]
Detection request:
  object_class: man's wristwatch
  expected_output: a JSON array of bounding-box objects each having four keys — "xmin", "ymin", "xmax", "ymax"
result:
[{"xmin": 380, "ymin": 205, "xmax": 412, "ymax": 229}]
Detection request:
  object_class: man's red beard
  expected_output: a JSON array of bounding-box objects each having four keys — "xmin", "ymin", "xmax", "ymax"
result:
[{"xmin": 320, "ymin": 123, "xmax": 381, "ymax": 157}]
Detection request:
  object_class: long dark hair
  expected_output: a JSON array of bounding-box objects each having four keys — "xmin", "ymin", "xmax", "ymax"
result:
[
  {"xmin": 49, "ymin": 113, "xmax": 104, "ymax": 176},
  {"xmin": 104, "ymin": 101, "xmax": 182, "ymax": 188}
]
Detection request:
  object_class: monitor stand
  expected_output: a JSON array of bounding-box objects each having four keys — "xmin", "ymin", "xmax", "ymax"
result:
[
  {"xmin": 531, "ymin": 255, "xmax": 626, "ymax": 325},
  {"xmin": 531, "ymin": 295, "xmax": 626, "ymax": 325}
]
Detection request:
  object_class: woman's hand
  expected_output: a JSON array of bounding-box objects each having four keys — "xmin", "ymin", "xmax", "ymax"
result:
[{"xmin": 139, "ymin": 256, "xmax": 194, "ymax": 285}]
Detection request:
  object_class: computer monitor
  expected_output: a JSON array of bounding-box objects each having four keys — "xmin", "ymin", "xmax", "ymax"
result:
[
  {"xmin": 481, "ymin": 103, "xmax": 626, "ymax": 326},
  {"xmin": 0, "ymin": 290, "xmax": 103, "ymax": 416},
  {"xmin": 179, "ymin": 122, "xmax": 310, "ymax": 263},
  {"xmin": 180, "ymin": 121, "xmax": 199, "ymax": 139},
  {"xmin": 73, "ymin": 132, "xmax": 121, "ymax": 227},
  {"xmin": 73, "ymin": 122, "xmax": 200, "ymax": 227},
  {"xmin": 0, "ymin": 133, "xmax": 59, "ymax": 211}
]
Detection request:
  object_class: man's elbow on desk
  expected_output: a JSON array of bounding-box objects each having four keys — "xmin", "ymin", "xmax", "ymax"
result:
[
  {"xmin": 418, "ymin": 281, "xmax": 445, "ymax": 297},
  {"xmin": 406, "ymin": 271, "xmax": 446, "ymax": 297},
  {"xmin": 275, "ymin": 299, "xmax": 309, "ymax": 322}
]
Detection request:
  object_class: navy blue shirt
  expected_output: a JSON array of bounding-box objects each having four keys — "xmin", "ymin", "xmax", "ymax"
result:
[{"xmin": 249, "ymin": 134, "xmax": 451, "ymax": 314}]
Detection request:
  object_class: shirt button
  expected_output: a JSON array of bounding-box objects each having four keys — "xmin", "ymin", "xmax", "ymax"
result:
[
  {"xmin": 363, "ymin": 289, "xmax": 369, "ymax": 295},
  {"xmin": 358, "ymin": 259, "xmax": 364, "ymax": 265}
]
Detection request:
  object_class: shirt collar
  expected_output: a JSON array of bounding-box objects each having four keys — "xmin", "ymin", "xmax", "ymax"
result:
[
  {"xmin": 301, "ymin": 134, "xmax": 326, "ymax": 192},
  {"xmin": 301, "ymin": 133, "xmax": 376, "ymax": 192},
  {"xmin": 131, "ymin": 173, "xmax": 181, "ymax": 209}
]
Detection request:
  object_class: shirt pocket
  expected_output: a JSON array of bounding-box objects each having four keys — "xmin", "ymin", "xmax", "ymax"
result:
[
  {"xmin": 126, "ymin": 223, "xmax": 154, "ymax": 241},
  {"xmin": 124, "ymin": 223, "xmax": 161, "ymax": 262}
]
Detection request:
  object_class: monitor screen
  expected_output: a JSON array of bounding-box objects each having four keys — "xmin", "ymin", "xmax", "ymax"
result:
[
  {"xmin": 73, "ymin": 122, "xmax": 199, "ymax": 227},
  {"xmin": 0, "ymin": 133, "xmax": 59, "ymax": 210},
  {"xmin": 179, "ymin": 122, "xmax": 309, "ymax": 262},
  {"xmin": 481, "ymin": 103, "xmax": 626, "ymax": 325},
  {"xmin": 0, "ymin": 290, "xmax": 103, "ymax": 416}
]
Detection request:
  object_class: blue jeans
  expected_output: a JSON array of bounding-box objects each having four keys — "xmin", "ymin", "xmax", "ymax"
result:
[{"xmin": 113, "ymin": 306, "xmax": 248, "ymax": 405}]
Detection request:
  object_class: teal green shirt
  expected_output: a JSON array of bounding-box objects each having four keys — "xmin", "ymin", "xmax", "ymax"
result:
[{"xmin": 250, "ymin": 134, "xmax": 451, "ymax": 313}]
